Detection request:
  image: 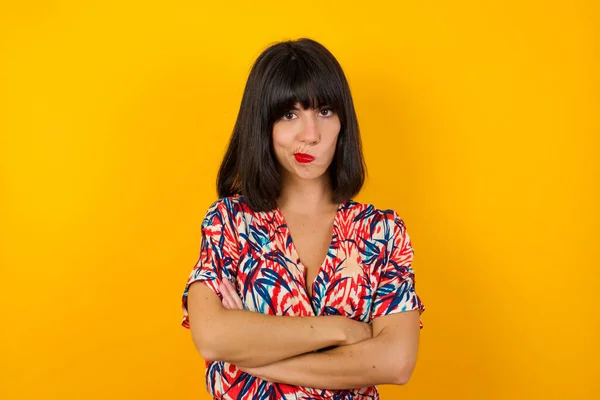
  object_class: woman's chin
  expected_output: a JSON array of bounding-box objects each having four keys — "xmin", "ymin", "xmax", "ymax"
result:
[{"xmin": 292, "ymin": 167, "xmax": 328, "ymax": 180}]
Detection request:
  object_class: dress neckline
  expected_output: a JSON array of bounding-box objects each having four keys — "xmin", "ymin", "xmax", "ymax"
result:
[{"xmin": 273, "ymin": 200, "xmax": 347, "ymax": 305}]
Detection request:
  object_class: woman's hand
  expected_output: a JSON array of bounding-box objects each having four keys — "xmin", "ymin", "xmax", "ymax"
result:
[
  {"xmin": 219, "ymin": 279, "xmax": 244, "ymax": 310},
  {"xmin": 340, "ymin": 318, "xmax": 373, "ymax": 346}
]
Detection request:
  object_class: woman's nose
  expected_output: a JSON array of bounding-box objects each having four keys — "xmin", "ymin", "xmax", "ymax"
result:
[{"xmin": 299, "ymin": 115, "xmax": 320, "ymax": 144}]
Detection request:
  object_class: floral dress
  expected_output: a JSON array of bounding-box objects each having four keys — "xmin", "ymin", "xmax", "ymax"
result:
[{"xmin": 181, "ymin": 195, "xmax": 425, "ymax": 399}]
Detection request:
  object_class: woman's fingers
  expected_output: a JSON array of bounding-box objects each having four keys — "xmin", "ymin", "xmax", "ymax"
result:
[
  {"xmin": 219, "ymin": 279, "xmax": 243, "ymax": 310},
  {"xmin": 219, "ymin": 281, "xmax": 233, "ymax": 309},
  {"xmin": 224, "ymin": 280, "xmax": 244, "ymax": 309},
  {"xmin": 223, "ymin": 279, "xmax": 244, "ymax": 310},
  {"xmin": 221, "ymin": 295, "xmax": 231, "ymax": 309}
]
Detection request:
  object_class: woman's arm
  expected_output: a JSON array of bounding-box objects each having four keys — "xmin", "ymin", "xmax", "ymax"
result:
[
  {"xmin": 240, "ymin": 310, "xmax": 421, "ymax": 390},
  {"xmin": 187, "ymin": 281, "xmax": 372, "ymax": 368}
]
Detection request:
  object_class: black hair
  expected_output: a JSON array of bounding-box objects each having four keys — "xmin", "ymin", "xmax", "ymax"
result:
[{"xmin": 216, "ymin": 37, "xmax": 367, "ymax": 212}]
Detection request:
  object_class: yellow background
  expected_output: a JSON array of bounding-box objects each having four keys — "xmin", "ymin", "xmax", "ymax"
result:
[{"xmin": 1, "ymin": 1, "xmax": 598, "ymax": 399}]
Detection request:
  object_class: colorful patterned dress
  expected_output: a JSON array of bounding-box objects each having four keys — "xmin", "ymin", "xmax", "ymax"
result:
[{"xmin": 181, "ymin": 195, "xmax": 425, "ymax": 399}]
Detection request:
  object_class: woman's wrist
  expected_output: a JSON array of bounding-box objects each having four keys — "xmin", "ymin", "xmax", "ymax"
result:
[{"xmin": 320, "ymin": 315, "xmax": 353, "ymax": 346}]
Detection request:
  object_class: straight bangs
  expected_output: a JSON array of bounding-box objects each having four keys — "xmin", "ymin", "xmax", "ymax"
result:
[{"xmin": 265, "ymin": 56, "xmax": 346, "ymax": 126}]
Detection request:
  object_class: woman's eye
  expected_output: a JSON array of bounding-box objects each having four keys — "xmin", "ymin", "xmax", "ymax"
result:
[
  {"xmin": 282, "ymin": 112, "xmax": 296, "ymax": 120},
  {"xmin": 319, "ymin": 108, "xmax": 333, "ymax": 117}
]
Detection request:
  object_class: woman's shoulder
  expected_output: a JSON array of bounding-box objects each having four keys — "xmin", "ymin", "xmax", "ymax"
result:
[
  {"xmin": 202, "ymin": 194, "xmax": 273, "ymax": 224},
  {"xmin": 203, "ymin": 195, "xmax": 253, "ymax": 216},
  {"xmin": 344, "ymin": 199, "xmax": 402, "ymax": 223},
  {"xmin": 205, "ymin": 194, "xmax": 243, "ymax": 208},
  {"xmin": 340, "ymin": 199, "xmax": 407, "ymax": 242}
]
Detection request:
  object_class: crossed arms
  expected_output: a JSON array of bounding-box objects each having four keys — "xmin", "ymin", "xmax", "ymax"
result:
[{"xmin": 186, "ymin": 280, "xmax": 421, "ymax": 390}]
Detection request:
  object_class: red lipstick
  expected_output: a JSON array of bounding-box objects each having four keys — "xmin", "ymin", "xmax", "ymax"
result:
[{"xmin": 294, "ymin": 153, "xmax": 315, "ymax": 163}]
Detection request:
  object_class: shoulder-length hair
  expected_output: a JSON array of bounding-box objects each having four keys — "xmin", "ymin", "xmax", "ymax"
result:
[{"xmin": 216, "ymin": 37, "xmax": 366, "ymax": 212}]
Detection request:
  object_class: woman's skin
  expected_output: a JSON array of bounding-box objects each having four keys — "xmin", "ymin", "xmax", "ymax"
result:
[{"xmin": 271, "ymin": 102, "xmax": 340, "ymax": 218}]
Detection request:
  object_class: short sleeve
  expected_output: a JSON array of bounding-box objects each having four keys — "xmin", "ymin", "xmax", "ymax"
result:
[
  {"xmin": 370, "ymin": 213, "xmax": 425, "ymax": 329},
  {"xmin": 181, "ymin": 198, "xmax": 240, "ymax": 329}
]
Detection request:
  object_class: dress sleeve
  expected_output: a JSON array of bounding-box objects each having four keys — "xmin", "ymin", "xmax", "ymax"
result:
[
  {"xmin": 181, "ymin": 199, "xmax": 240, "ymax": 329},
  {"xmin": 370, "ymin": 212, "xmax": 425, "ymax": 328}
]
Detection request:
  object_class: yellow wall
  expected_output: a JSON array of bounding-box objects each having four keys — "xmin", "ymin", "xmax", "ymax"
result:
[{"xmin": 1, "ymin": 1, "xmax": 598, "ymax": 399}]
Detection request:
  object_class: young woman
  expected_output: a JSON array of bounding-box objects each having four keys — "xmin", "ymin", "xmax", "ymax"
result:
[{"xmin": 181, "ymin": 38, "xmax": 425, "ymax": 400}]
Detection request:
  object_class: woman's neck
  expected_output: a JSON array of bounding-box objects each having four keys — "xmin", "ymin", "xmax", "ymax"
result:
[{"xmin": 277, "ymin": 172, "xmax": 335, "ymax": 215}]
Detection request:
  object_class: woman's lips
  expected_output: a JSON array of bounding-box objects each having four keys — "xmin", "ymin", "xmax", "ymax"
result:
[{"xmin": 294, "ymin": 153, "xmax": 315, "ymax": 163}]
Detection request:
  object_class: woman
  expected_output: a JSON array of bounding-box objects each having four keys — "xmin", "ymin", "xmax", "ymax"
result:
[{"xmin": 181, "ymin": 38, "xmax": 425, "ymax": 400}]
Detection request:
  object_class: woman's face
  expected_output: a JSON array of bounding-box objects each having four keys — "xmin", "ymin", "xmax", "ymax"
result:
[{"xmin": 272, "ymin": 102, "xmax": 341, "ymax": 181}]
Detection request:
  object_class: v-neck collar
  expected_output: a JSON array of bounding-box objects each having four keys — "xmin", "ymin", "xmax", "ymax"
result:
[{"xmin": 273, "ymin": 200, "xmax": 347, "ymax": 312}]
